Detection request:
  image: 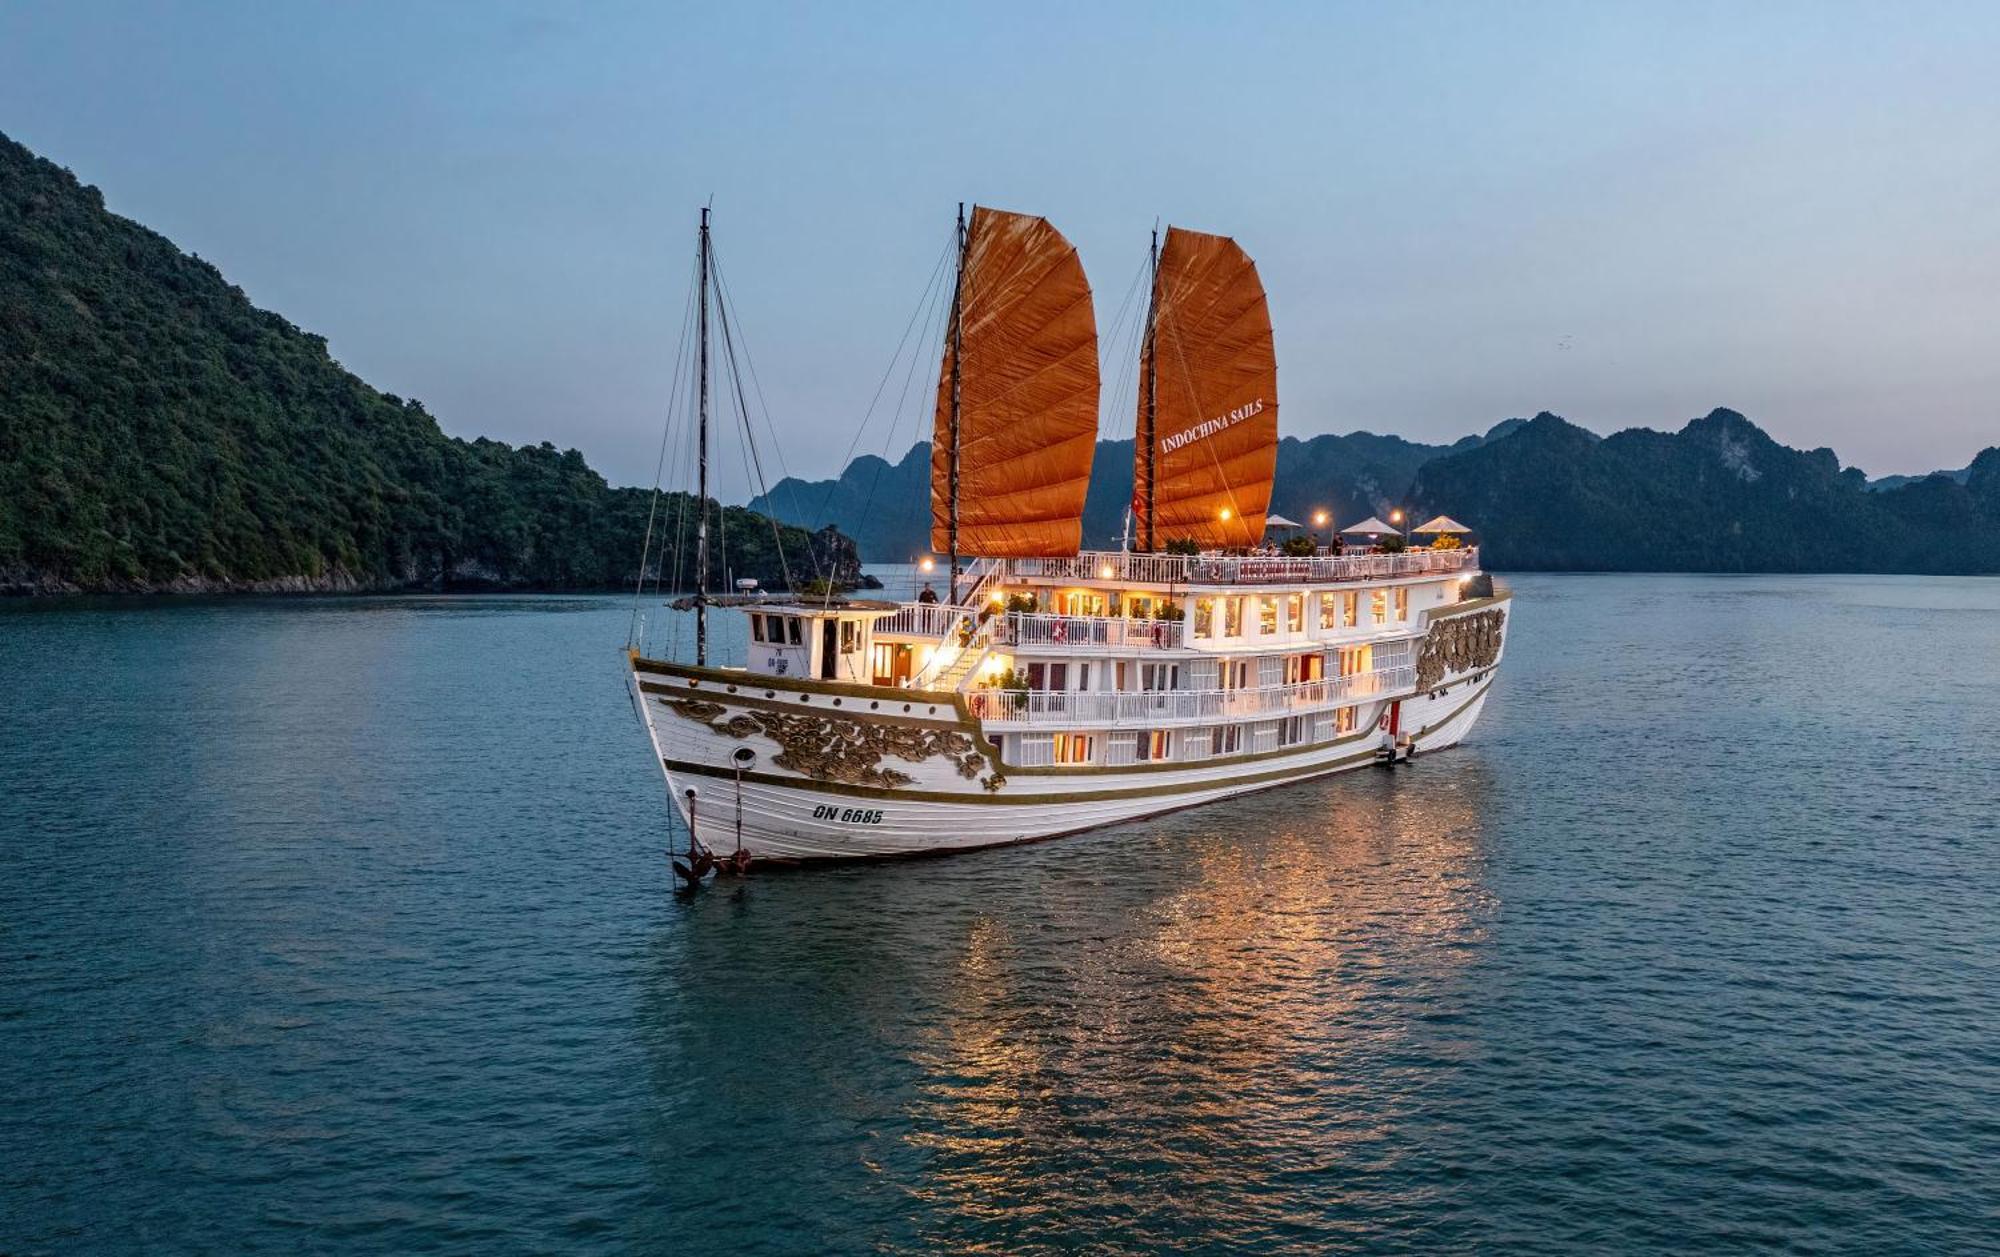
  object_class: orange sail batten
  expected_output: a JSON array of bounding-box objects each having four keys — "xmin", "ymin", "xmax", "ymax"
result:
[
  {"xmin": 1133, "ymin": 226, "xmax": 1278, "ymax": 550},
  {"xmin": 930, "ymin": 206, "xmax": 1099, "ymax": 560}
]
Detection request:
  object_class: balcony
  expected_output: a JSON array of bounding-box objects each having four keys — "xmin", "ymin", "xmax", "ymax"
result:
[
  {"xmin": 992, "ymin": 611, "xmax": 1187, "ymax": 651},
  {"xmin": 1003, "ymin": 547, "xmax": 1477, "ymax": 587},
  {"xmin": 965, "ymin": 664, "xmax": 1415, "ymax": 728}
]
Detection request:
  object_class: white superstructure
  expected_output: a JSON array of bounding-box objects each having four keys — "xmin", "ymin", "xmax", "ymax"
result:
[{"xmin": 629, "ymin": 546, "xmax": 1508, "ymax": 863}]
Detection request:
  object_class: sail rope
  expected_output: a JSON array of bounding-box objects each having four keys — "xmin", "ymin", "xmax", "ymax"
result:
[
  {"xmin": 706, "ymin": 246, "xmax": 800, "ymax": 594},
  {"xmin": 629, "ymin": 250, "xmax": 703, "ymax": 652}
]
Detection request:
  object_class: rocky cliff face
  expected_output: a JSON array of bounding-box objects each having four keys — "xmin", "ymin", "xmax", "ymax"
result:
[{"xmin": 1409, "ymin": 409, "xmax": 2000, "ymax": 573}]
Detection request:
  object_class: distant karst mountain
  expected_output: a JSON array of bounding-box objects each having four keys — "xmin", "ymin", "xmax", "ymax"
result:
[
  {"xmin": 759, "ymin": 409, "xmax": 2000, "ymax": 574},
  {"xmin": 0, "ymin": 131, "xmax": 852, "ymax": 594},
  {"xmin": 1409, "ymin": 409, "xmax": 2000, "ymax": 572}
]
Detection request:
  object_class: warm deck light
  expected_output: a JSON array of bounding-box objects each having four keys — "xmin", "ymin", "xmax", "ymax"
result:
[
  {"xmin": 1219, "ymin": 507, "xmax": 1234, "ymax": 522},
  {"xmin": 1098, "ymin": 563, "xmax": 1114, "ymax": 580},
  {"xmin": 1313, "ymin": 510, "xmax": 1329, "ymax": 527},
  {"xmin": 989, "ymin": 589, "xmax": 1006, "ymax": 604},
  {"xmin": 918, "ymin": 556, "xmax": 935, "ymax": 572},
  {"xmin": 1390, "ymin": 509, "xmax": 1403, "ymax": 524}
]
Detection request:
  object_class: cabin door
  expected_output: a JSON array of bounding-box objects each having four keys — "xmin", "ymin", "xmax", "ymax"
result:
[{"xmin": 821, "ymin": 621, "xmax": 839, "ymax": 679}]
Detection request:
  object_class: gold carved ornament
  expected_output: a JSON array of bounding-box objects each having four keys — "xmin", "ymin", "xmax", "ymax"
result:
[{"xmin": 663, "ymin": 698, "xmax": 986, "ymax": 789}]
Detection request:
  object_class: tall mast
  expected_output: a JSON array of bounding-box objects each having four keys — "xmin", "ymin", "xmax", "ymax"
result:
[
  {"xmin": 946, "ymin": 202, "xmax": 968, "ymax": 603},
  {"xmin": 694, "ymin": 207, "xmax": 712, "ymax": 666},
  {"xmin": 1141, "ymin": 227, "xmax": 1160, "ymax": 552}
]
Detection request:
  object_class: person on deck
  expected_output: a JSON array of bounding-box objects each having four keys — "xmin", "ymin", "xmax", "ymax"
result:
[{"xmin": 917, "ymin": 584, "xmax": 939, "ymax": 604}]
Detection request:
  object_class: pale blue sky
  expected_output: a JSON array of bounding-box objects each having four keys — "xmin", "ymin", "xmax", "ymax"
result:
[{"xmin": 4, "ymin": 1, "xmax": 1997, "ymax": 495}]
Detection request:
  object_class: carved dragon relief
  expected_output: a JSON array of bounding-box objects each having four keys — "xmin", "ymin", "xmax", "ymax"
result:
[
  {"xmin": 1415, "ymin": 608, "xmax": 1505, "ymax": 690},
  {"xmin": 662, "ymin": 697, "xmax": 986, "ymax": 789}
]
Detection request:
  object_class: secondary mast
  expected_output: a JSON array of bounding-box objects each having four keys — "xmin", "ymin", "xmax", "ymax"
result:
[
  {"xmin": 945, "ymin": 202, "xmax": 967, "ymax": 604},
  {"xmin": 1141, "ymin": 227, "xmax": 1159, "ymax": 552},
  {"xmin": 695, "ymin": 207, "xmax": 712, "ymax": 666}
]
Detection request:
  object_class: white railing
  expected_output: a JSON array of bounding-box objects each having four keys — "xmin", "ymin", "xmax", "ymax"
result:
[
  {"xmin": 1004, "ymin": 547, "xmax": 1476, "ymax": 587},
  {"xmin": 877, "ymin": 602, "xmax": 966, "ymax": 638},
  {"xmin": 965, "ymin": 663, "xmax": 1415, "ymax": 726},
  {"xmin": 991, "ymin": 612, "xmax": 1187, "ymax": 651}
]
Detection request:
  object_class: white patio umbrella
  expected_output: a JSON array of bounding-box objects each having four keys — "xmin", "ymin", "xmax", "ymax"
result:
[
  {"xmin": 1340, "ymin": 516, "xmax": 1399, "ymax": 535},
  {"xmin": 1262, "ymin": 513, "xmax": 1305, "ymax": 530},
  {"xmin": 1412, "ymin": 515, "xmax": 1472, "ymax": 535}
]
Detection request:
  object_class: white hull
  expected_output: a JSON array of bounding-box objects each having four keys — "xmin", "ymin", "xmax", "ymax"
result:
[{"xmin": 628, "ymin": 594, "xmax": 1505, "ymax": 863}]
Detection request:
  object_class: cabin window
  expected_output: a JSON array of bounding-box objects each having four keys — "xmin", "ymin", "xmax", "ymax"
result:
[
  {"xmin": 1285, "ymin": 594, "xmax": 1304, "ymax": 633},
  {"xmin": 1140, "ymin": 663, "xmax": 1179, "ymax": 692},
  {"xmin": 1194, "ymin": 598, "xmax": 1216, "ymax": 638},
  {"xmin": 1219, "ymin": 660, "xmax": 1250, "ymax": 691},
  {"xmin": 1370, "ymin": 590, "xmax": 1389, "ymax": 626},
  {"xmin": 1341, "ymin": 592, "xmax": 1359, "ymax": 628},
  {"xmin": 1133, "ymin": 730, "xmax": 1173, "ymax": 761},
  {"xmin": 1338, "ymin": 645, "xmax": 1373, "ymax": 677},
  {"xmin": 1257, "ymin": 597, "xmax": 1278, "ymax": 635},
  {"xmin": 1024, "ymin": 663, "xmax": 1067, "ymax": 691},
  {"xmin": 751, "ymin": 616, "xmax": 767, "ymax": 643},
  {"xmin": 1223, "ymin": 597, "xmax": 1243, "ymax": 637},
  {"xmin": 1284, "ymin": 653, "xmax": 1323, "ymax": 685},
  {"xmin": 1318, "ymin": 594, "xmax": 1336, "ymax": 631},
  {"xmin": 1054, "ymin": 733, "xmax": 1095, "ymax": 765},
  {"xmin": 1211, "ymin": 724, "xmax": 1242, "ymax": 756},
  {"xmin": 841, "ymin": 621, "xmax": 859, "ymax": 653},
  {"xmin": 1393, "ymin": 587, "xmax": 1409, "ymax": 622},
  {"xmin": 1336, "ymin": 706, "xmax": 1358, "ymax": 734},
  {"xmin": 1278, "ymin": 716, "xmax": 1308, "ymax": 747},
  {"xmin": 787, "ymin": 618, "xmax": 804, "ymax": 646}
]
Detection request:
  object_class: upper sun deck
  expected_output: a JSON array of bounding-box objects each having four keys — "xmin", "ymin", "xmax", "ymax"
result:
[{"xmin": 1000, "ymin": 546, "xmax": 1478, "ymax": 591}]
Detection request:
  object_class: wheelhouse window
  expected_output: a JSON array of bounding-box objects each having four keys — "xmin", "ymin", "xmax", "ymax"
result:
[
  {"xmin": 787, "ymin": 618, "xmax": 804, "ymax": 646},
  {"xmin": 751, "ymin": 616, "xmax": 767, "ymax": 643},
  {"xmin": 840, "ymin": 621, "xmax": 858, "ymax": 653}
]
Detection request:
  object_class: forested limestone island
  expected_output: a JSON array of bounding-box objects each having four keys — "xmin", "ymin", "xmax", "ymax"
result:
[
  {"xmin": 760, "ymin": 416, "xmax": 2000, "ymax": 575},
  {"xmin": 0, "ymin": 131, "xmax": 859, "ymax": 595}
]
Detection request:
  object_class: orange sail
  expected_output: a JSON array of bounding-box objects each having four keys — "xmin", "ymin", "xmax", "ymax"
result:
[
  {"xmin": 930, "ymin": 206, "xmax": 1099, "ymax": 559},
  {"xmin": 1132, "ymin": 226, "xmax": 1278, "ymax": 550}
]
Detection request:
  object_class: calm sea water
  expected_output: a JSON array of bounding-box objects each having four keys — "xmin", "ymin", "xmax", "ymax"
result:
[{"xmin": 3, "ymin": 574, "xmax": 1997, "ymax": 1254}]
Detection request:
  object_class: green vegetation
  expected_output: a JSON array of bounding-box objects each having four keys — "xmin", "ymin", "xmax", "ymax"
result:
[
  {"xmin": 0, "ymin": 131, "xmax": 856, "ymax": 594},
  {"xmin": 1410, "ymin": 411, "xmax": 2000, "ymax": 573}
]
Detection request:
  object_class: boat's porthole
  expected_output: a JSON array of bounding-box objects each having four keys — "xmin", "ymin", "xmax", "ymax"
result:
[
  {"xmin": 764, "ymin": 691, "xmax": 774, "ymax": 699},
  {"xmin": 832, "ymin": 698, "xmax": 842, "ymax": 706},
  {"xmin": 927, "ymin": 706, "xmax": 936, "ymax": 714},
  {"xmin": 800, "ymin": 695, "xmax": 810, "ymax": 703},
  {"xmin": 870, "ymin": 701, "xmax": 879, "ymax": 710},
  {"xmin": 902, "ymin": 704, "xmax": 911, "ymax": 712},
  {"xmin": 727, "ymin": 685, "xmax": 737, "ymax": 693}
]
